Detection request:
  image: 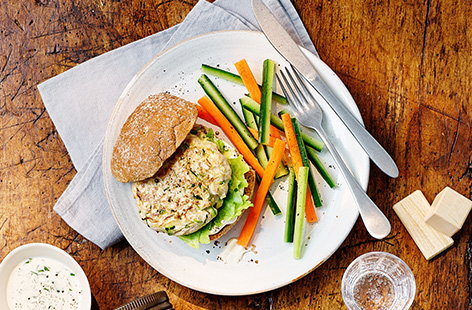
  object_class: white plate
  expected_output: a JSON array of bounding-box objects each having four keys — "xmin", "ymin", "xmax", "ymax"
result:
[
  {"xmin": 102, "ymin": 30, "xmax": 369, "ymax": 296},
  {"xmin": 0, "ymin": 243, "xmax": 91, "ymax": 309}
]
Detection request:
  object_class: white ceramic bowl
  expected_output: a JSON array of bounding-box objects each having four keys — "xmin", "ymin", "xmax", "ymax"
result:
[{"xmin": 0, "ymin": 243, "xmax": 91, "ymax": 310}]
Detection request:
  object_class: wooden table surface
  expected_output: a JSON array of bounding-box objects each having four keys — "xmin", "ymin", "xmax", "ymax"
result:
[{"xmin": 1, "ymin": 0, "xmax": 470, "ymax": 309}]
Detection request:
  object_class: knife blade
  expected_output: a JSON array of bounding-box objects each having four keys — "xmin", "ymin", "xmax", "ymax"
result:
[{"xmin": 252, "ymin": 0, "xmax": 399, "ymax": 178}]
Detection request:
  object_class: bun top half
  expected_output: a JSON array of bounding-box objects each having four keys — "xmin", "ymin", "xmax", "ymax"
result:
[{"xmin": 111, "ymin": 92, "xmax": 197, "ymax": 182}]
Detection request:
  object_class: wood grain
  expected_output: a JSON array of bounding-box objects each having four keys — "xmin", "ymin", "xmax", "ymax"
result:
[{"xmin": 0, "ymin": 0, "xmax": 470, "ymax": 309}]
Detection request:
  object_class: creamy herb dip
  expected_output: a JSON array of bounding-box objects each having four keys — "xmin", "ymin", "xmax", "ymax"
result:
[{"xmin": 7, "ymin": 257, "xmax": 83, "ymax": 310}]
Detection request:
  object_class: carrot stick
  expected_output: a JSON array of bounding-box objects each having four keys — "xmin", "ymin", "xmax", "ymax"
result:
[
  {"xmin": 196, "ymin": 104, "xmax": 218, "ymax": 126},
  {"xmin": 198, "ymin": 105, "xmax": 279, "ymax": 166},
  {"xmin": 304, "ymin": 191, "xmax": 317, "ymax": 222},
  {"xmin": 237, "ymin": 139, "xmax": 286, "ymax": 248},
  {"xmin": 198, "ymin": 96, "xmax": 265, "ymax": 178},
  {"xmin": 281, "ymin": 113, "xmax": 318, "ymax": 222},
  {"xmin": 241, "ymin": 95, "xmax": 282, "ymax": 142},
  {"xmin": 247, "ymin": 127, "xmax": 277, "ymax": 148},
  {"xmin": 199, "ymin": 104, "xmax": 276, "ymax": 150},
  {"xmin": 281, "ymin": 113, "xmax": 303, "ymax": 171},
  {"xmin": 282, "ymin": 148, "xmax": 290, "ymax": 166},
  {"xmin": 246, "ymin": 127, "xmax": 289, "ymax": 164},
  {"xmin": 270, "ymin": 125, "xmax": 282, "ymax": 139},
  {"xmin": 249, "ymin": 127, "xmax": 289, "ymax": 165},
  {"xmin": 247, "ymin": 127, "xmax": 259, "ymax": 139},
  {"xmin": 234, "ymin": 59, "xmax": 262, "ymax": 104},
  {"xmin": 270, "ymin": 127, "xmax": 290, "ymax": 165}
]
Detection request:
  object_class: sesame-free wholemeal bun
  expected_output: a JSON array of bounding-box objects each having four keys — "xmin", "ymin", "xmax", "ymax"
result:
[{"xmin": 111, "ymin": 92, "xmax": 197, "ymax": 183}]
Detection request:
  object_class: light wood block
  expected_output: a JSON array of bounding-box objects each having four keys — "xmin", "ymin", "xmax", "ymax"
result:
[
  {"xmin": 425, "ymin": 187, "xmax": 472, "ymax": 237},
  {"xmin": 393, "ymin": 190, "xmax": 454, "ymax": 260}
]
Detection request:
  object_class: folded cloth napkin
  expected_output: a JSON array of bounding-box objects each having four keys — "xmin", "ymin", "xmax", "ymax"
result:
[{"xmin": 38, "ymin": 0, "xmax": 319, "ymax": 249}]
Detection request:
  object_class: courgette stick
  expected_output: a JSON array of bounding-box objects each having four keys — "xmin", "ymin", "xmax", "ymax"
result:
[
  {"xmin": 259, "ymin": 59, "xmax": 276, "ymax": 145},
  {"xmin": 198, "ymin": 75, "xmax": 259, "ymax": 149},
  {"xmin": 294, "ymin": 167, "xmax": 309, "ymax": 259},
  {"xmin": 306, "ymin": 146, "xmax": 336, "ymax": 188},
  {"xmin": 292, "ymin": 118, "xmax": 322, "ymax": 207},
  {"xmin": 201, "ymin": 64, "xmax": 287, "ymax": 104},
  {"xmin": 240, "ymin": 95, "xmax": 324, "ymax": 151},
  {"xmin": 284, "ymin": 167, "xmax": 297, "ymax": 243}
]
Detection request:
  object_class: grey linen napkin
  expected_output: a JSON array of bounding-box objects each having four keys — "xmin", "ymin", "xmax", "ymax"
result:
[{"xmin": 38, "ymin": 0, "xmax": 319, "ymax": 249}]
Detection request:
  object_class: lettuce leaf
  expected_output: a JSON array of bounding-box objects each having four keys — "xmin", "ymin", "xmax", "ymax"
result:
[{"xmin": 179, "ymin": 155, "xmax": 253, "ymax": 248}]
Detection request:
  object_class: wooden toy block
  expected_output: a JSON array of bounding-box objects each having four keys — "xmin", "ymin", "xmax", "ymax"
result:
[
  {"xmin": 393, "ymin": 190, "xmax": 453, "ymax": 260},
  {"xmin": 424, "ymin": 187, "xmax": 472, "ymax": 237}
]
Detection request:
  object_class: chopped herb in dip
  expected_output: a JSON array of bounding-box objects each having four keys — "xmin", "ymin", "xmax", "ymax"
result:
[{"xmin": 7, "ymin": 257, "xmax": 83, "ymax": 309}]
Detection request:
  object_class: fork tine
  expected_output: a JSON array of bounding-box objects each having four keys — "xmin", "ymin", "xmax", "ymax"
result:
[
  {"xmin": 275, "ymin": 74, "xmax": 289, "ymax": 104},
  {"xmin": 291, "ymin": 65, "xmax": 318, "ymax": 104},
  {"xmin": 276, "ymin": 71, "xmax": 302, "ymax": 115},
  {"xmin": 275, "ymin": 74, "xmax": 286, "ymax": 98},
  {"xmin": 278, "ymin": 70, "xmax": 304, "ymax": 113},
  {"xmin": 284, "ymin": 67, "xmax": 311, "ymax": 113}
]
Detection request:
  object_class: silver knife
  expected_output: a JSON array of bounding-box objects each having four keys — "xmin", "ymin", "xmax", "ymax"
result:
[{"xmin": 252, "ymin": 0, "xmax": 399, "ymax": 178}]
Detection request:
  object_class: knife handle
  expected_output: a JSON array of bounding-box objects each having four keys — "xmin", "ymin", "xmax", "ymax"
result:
[
  {"xmin": 114, "ymin": 291, "xmax": 173, "ymax": 310},
  {"xmin": 307, "ymin": 75, "xmax": 399, "ymax": 178},
  {"xmin": 316, "ymin": 126, "xmax": 391, "ymax": 239}
]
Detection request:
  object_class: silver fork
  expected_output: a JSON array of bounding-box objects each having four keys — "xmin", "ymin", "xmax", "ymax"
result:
[{"xmin": 277, "ymin": 67, "xmax": 391, "ymax": 239}]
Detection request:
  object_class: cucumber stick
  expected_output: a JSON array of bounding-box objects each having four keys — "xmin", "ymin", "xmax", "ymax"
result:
[
  {"xmin": 201, "ymin": 64, "xmax": 242, "ymax": 84},
  {"xmin": 244, "ymin": 107, "xmax": 260, "ymax": 126},
  {"xmin": 240, "ymin": 95, "xmax": 324, "ymax": 151},
  {"xmin": 292, "ymin": 118, "xmax": 322, "ymax": 207},
  {"xmin": 279, "ymin": 107, "xmax": 332, "ymax": 185},
  {"xmin": 241, "ymin": 105, "xmax": 269, "ymax": 169},
  {"xmin": 265, "ymin": 146, "xmax": 289, "ymax": 178},
  {"xmin": 254, "ymin": 172, "xmax": 281, "ymax": 216},
  {"xmin": 241, "ymin": 103, "xmax": 282, "ymax": 216},
  {"xmin": 201, "ymin": 64, "xmax": 288, "ymax": 104},
  {"xmin": 240, "ymin": 95, "xmax": 284, "ymax": 128},
  {"xmin": 255, "ymin": 145, "xmax": 269, "ymax": 168},
  {"xmin": 267, "ymin": 193, "xmax": 282, "ymax": 216},
  {"xmin": 241, "ymin": 99, "xmax": 288, "ymax": 178},
  {"xmin": 259, "ymin": 59, "xmax": 276, "ymax": 145},
  {"xmin": 260, "ymin": 107, "xmax": 287, "ymax": 179},
  {"xmin": 294, "ymin": 167, "xmax": 309, "ymax": 259},
  {"xmin": 278, "ymin": 109, "xmax": 290, "ymax": 117},
  {"xmin": 284, "ymin": 167, "xmax": 297, "ymax": 243},
  {"xmin": 198, "ymin": 74, "xmax": 258, "ymax": 149},
  {"xmin": 242, "ymin": 106, "xmax": 258, "ymax": 129},
  {"xmin": 306, "ymin": 146, "xmax": 336, "ymax": 188},
  {"xmin": 242, "ymin": 107, "xmax": 286, "ymax": 180}
]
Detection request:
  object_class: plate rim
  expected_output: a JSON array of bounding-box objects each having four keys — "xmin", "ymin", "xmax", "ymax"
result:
[{"xmin": 102, "ymin": 29, "xmax": 369, "ymax": 295}]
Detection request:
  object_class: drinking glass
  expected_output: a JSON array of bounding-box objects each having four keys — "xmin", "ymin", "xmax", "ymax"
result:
[{"xmin": 341, "ymin": 252, "xmax": 416, "ymax": 310}]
